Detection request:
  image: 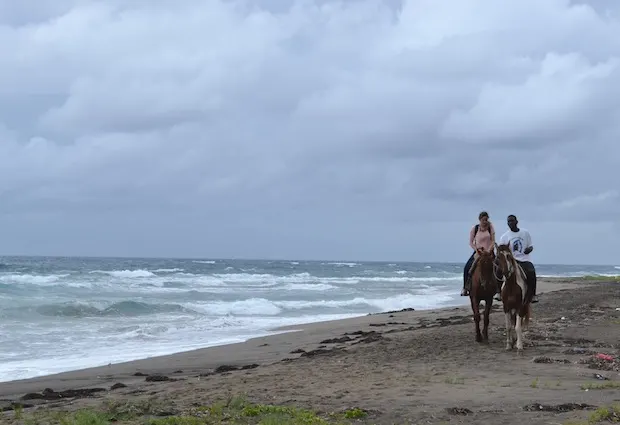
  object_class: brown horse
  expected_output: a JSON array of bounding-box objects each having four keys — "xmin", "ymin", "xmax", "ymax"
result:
[
  {"xmin": 495, "ymin": 243, "xmax": 532, "ymax": 354},
  {"xmin": 469, "ymin": 248, "xmax": 499, "ymax": 343}
]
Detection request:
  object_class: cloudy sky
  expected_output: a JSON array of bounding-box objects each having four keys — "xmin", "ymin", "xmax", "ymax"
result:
[{"xmin": 0, "ymin": 0, "xmax": 619, "ymax": 265}]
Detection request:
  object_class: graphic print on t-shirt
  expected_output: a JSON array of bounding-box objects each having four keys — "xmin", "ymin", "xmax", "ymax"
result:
[{"xmin": 500, "ymin": 229, "xmax": 531, "ymax": 262}]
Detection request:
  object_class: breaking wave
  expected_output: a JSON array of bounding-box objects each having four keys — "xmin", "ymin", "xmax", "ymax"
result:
[{"xmin": 1, "ymin": 257, "xmax": 615, "ymax": 383}]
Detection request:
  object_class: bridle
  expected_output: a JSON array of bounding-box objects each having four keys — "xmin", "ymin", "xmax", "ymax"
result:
[
  {"xmin": 493, "ymin": 258, "xmax": 504, "ymax": 282},
  {"xmin": 494, "ymin": 249, "xmax": 514, "ymax": 282}
]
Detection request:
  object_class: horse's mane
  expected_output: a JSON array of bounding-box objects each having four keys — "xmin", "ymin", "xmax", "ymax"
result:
[
  {"xmin": 478, "ymin": 251, "xmax": 494, "ymax": 264},
  {"xmin": 478, "ymin": 251, "xmax": 494, "ymax": 270},
  {"xmin": 475, "ymin": 251, "xmax": 495, "ymax": 285},
  {"xmin": 501, "ymin": 246, "xmax": 526, "ymax": 286}
]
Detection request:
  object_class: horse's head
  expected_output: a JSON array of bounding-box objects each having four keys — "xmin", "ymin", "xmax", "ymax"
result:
[
  {"xmin": 476, "ymin": 249, "xmax": 495, "ymax": 279},
  {"xmin": 494, "ymin": 243, "xmax": 515, "ymax": 279},
  {"xmin": 477, "ymin": 248, "xmax": 494, "ymax": 265}
]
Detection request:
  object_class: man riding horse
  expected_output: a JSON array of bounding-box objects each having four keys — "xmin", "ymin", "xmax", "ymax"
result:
[{"xmin": 498, "ymin": 214, "xmax": 538, "ymax": 303}]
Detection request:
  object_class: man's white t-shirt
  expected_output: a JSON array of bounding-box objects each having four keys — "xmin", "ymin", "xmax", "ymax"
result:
[{"xmin": 499, "ymin": 229, "xmax": 532, "ymax": 262}]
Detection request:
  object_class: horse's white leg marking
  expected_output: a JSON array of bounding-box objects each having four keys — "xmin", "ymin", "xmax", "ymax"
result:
[
  {"xmin": 511, "ymin": 317, "xmax": 516, "ymax": 346},
  {"xmin": 504, "ymin": 312, "xmax": 512, "ymax": 350},
  {"xmin": 515, "ymin": 314, "xmax": 524, "ymax": 352}
]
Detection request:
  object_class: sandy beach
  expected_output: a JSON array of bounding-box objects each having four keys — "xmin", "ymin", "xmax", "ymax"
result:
[{"xmin": 2, "ymin": 276, "xmax": 620, "ymax": 424}]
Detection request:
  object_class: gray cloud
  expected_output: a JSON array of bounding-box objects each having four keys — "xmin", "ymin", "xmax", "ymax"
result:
[{"xmin": 0, "ymin": 0, "xmax": 619, "ymax": 264}]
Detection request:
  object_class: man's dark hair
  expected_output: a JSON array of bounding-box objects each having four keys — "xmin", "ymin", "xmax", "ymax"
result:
[
  {"xmin": 479, "ymin": 211, "xmax": 489, "ymax": 220},
  {"xmin": 507, "ymin": 214, "xmax": 517, "ymax": 220}
]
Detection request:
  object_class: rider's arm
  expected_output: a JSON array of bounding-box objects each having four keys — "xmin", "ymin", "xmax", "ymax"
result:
[
  {"xmin": 469, "ymin": 226, "xmax": 476, "ymax": 251},
  {"xmin": 490, "ymin": 223, "xmax": 496, "ymax": 253},
  {"xmin": 524, "ymin": 230, "xmax": 533, "ymax": 254}
]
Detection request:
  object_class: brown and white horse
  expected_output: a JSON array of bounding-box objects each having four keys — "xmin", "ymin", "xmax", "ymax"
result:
[
  {"xmin": 495, "ymin": 243, "xmax": 532, "ymax": 353},
  {"xmin": 468, "ymin": 248, "xmax": 499, "ymax": 343}
]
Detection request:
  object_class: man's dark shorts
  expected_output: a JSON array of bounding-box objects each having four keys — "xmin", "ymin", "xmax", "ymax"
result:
[{"xmin": 517, "ymin": 260, "xmax": 537, "ymax": 300}]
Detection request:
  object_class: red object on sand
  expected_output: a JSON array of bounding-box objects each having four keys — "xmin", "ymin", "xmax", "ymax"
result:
[{"xmin": 595, "ymin": 353, "xmax": 614, "ymax": 361}]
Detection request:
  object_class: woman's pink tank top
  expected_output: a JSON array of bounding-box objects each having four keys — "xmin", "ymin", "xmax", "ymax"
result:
[{"xmin": 473, "ymin": 224, "xmax": 494, "ymax": 251}]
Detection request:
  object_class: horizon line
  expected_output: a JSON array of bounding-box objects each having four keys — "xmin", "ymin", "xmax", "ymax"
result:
[{"xmin": 0, "ymin": 253, "xmax": 616, "ymax": 268}]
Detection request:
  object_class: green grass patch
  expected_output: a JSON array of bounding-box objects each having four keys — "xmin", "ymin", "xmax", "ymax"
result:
[
  {"xmin": 19, "ymin": 410, "xmax": 115, "ymax": 425},
  {"xmin": 342, "ymin": 409, "xmax": 367, "ymax": 419},
  {"xmin": 581, "ymin": 275, "xmax": 620, "ymax": 282},
  {"xmin": 7, "ymin": 395, "xmax": 367, "ymax": 425},
  {"xmin": 443, "ymin": 376, "xmax": 465, "ymax": 385},
  {"xmin": 588, "ymin": 404, "xmax": 620, "ymax": 423},
  {"xmin": 581, "ymin": 381, "xmax": 620, "ymax": 390},
  {"xmin": 538, "ymin": 380, "xmax": 562, "ymax": 389},
  {"xmin": 564, "ymin": 404, "xmax": 620, "ymax": 424}
]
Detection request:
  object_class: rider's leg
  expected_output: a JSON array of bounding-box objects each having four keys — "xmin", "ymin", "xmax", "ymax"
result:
[
  {"xmin": 468, "ymin": 255, "xmax": 479, "ymax": 276},
  {"xmin": 528, "ymin": 262, "xmax": 538, "ymax": 302},
  {"xmin": 518, "ymin": 261, "xmax": 538, "ymax": 302},
  {"xmin": 462, "ymin": 253, "xmax": 475, "ymax": 296}
]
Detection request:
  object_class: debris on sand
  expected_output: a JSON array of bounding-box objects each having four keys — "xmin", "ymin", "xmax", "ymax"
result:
[
  {"xmin": 563, "ymin": 347, "xmax": 596, "ymax": 355},
  {"xmin": 214, "ymin": 364, "xmax": 259, "ymax": 373},
  {"xmin": 351, "ymin": 333, "xmax": 385, "ymax": 345},
  {"xmin": 320, "ymin": 336, "xmax": 353, "ymax": 344},
  {"xmin": 579, "ymin": 354, "xmax": 620, "ymax": 371},
  {"xmin": 523, "ymin": 403, "xmax": 597, "ymax": 412},
  {"xmin": 300, "ymin": 348, "xmax": 339, "ymax": 357},
  {"xmin": 531, "ymin": 356, "xmax": 571, "ymax": 364},
  {"xmin": 145, "ymin": 375, "xmax": 175, "ymax": 382},
  {"xmin": 110, "ymin": 382, "xmax": 127, "ymax": 390},
  {"xmin": 21, "ymin": 387, "xmax": 106, "ymax": 401},
  {"xmin": 595, "ymin": 353, "xmax": 615, "ymax": 362},
  {"xmin": 445, "ymin": 407, "xmax": 472, "ymax": 415},
  {"xmin": 1, "ymin": 402, "xmax": 34, "ymax": 412}
]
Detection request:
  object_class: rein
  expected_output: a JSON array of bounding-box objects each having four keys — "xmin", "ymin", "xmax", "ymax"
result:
[
  {"xmin": 493, "ymin": 259, "xmax": 504, "ymax": 282},
  {"xmin": 495, "ymin": 250, "xmax": 516, "ymax": 283}
]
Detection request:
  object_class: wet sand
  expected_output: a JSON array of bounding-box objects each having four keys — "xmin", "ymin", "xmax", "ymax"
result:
[{"xmin": 2, "ymin": 277, "xmax": 620, "ymax": 424}]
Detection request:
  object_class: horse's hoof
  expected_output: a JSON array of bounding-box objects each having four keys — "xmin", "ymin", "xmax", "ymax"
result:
[
  {"xmin": 505, "ymin": 345, "xmax": 512, "ymax": 351},
  {"xmin": 517, "ymin": 349, "xmax": 524, "ymax": 356}
]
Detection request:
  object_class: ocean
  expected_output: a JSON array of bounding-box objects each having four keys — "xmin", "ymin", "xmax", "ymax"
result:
[{"xmin": 0, "ymin": 256, "xmax": 618, "ymax": 383}]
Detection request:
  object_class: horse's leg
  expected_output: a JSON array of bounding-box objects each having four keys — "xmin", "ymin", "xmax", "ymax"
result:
[
  {"xmin": 515, "ymin": 312, "xmax": 524, "ymax": 354},
  {"xmin": 482, "ymin": 298, "xmax": 492, "ymax": 342},
  {"xmin": 470, "ymin": 294, "xmax": 482, "ymax": 342},
  {"xmin": 511, "ymin": 312, "xmax": 517, "ymax": 348},
  {"xmin": 504, "ymin": 311, "xmax": 512, "ymax": 350}
]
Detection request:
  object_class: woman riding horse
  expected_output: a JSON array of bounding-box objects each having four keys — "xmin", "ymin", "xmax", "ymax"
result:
[{"xmin": 461, "ymin": 211, "xmax": 496, "ymax": 297}]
